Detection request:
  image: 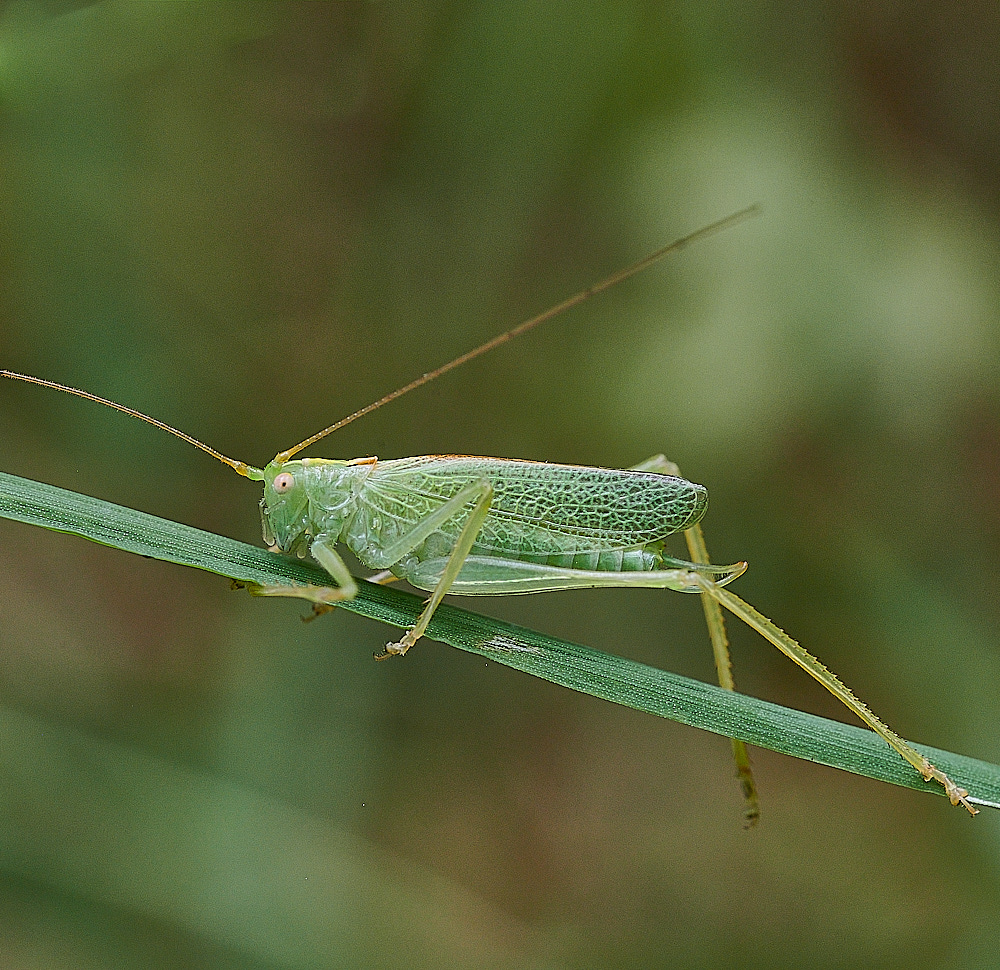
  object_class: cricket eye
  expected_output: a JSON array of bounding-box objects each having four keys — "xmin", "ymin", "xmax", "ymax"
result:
[{"xmin": 273, "ymin": 472, "xmax": 295, "ymax": 493}]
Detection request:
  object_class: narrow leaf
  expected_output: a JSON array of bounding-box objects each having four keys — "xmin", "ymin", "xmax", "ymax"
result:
[{"xmin": 1, "ymin": 470, "xmax": 997, "ymax": 808}]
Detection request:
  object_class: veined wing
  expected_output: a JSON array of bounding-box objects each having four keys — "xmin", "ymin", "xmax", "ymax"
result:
[{"xmin": 360, "ymin": 456, "xmax": 706, "ymax": 553}]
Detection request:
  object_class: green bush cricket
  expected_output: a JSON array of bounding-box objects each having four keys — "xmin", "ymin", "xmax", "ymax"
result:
[{"xmin": 1, "ymin": 206, "xmax": 981, "ymax": 816}]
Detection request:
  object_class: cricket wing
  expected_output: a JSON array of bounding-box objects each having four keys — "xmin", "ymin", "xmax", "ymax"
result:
[{"xmin": 360, "ymin": 456, "xmax": 707, "ymax": 556}]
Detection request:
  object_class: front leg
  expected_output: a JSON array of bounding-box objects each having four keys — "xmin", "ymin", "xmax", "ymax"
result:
[{"xmin": 250, "ymin": 534, "xmax": 358, "ymax": 607}]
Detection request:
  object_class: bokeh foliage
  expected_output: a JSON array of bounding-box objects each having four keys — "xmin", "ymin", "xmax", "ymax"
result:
[{"xmin": 1, "ymin": 3, "xmax": 1000, "ymax": 968}]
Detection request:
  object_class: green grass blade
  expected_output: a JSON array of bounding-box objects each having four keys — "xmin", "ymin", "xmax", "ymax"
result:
[{"xmin": 1, "ymin": 469, "xmax": 998, "ymax": 808}]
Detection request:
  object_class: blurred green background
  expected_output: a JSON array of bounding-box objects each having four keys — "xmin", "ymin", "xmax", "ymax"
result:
[{"xmin": 2, "ymin": 2, "xmax": 999, "ymax": 968}]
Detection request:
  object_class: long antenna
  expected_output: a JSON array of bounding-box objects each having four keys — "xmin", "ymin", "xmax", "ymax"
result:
[
  {"xmin": 275, "ymin": 204, "xmax": 761, "ymax": 463},
  {"xmin": 0, "ymin": 371, "xmax": 263, "ymax": 480},
  {"xmin": 3, "ymin": 205, "xmax": 759, "ymax": 477}
]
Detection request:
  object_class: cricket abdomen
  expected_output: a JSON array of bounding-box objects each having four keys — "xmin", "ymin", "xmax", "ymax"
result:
[{"xmin": 520, "ymin": 545, "xmax": 663, "ymax": 571}]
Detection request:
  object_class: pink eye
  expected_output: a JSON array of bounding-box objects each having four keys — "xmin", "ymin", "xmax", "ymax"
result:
[{"xmin": 273, "ymin": 472, "xmax": 295, "ymax": 493}]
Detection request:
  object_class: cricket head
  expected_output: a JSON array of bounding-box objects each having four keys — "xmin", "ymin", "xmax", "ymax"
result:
[
  {"xmin": 254, "ymin": 457, "xmax": 360, "ymax": 557},
  {"xmin": 254, "ymin": 459, "xmax": 313, "ymax": 557}
]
